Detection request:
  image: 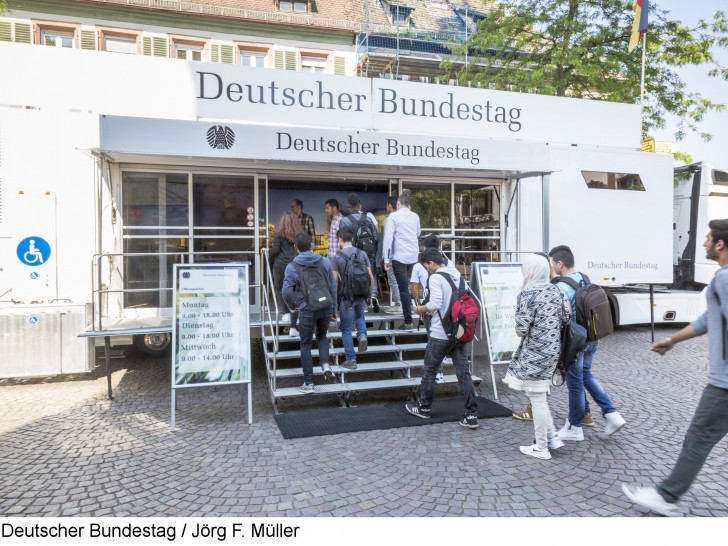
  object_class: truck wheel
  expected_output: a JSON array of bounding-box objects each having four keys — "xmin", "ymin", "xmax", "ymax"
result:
[{"xmin": 133, "ymin": 333, "xmax": 172, "ymax": 357}]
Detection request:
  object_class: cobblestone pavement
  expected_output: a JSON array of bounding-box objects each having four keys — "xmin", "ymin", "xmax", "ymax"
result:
[{"xmin": 1, "ymin": 325, "xmax": 726, "ymax": 517}]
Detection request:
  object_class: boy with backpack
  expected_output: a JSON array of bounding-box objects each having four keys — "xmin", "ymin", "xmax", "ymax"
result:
[
  {"xmin": 405, "ymin": 248, "xmax": 480, "ymax": 428},
  {"xmin": 340, "ymin": 193, "xmax": 380, "ymax": 311},
  {"xmin": 548, "ymin": 245, "xmax": 626, "ymax": 440},
  {"xmin": 332, "ymin": 226, "xmax": 374, "ymax": 370},
  {"xmin": 282, "ymin": 232, "xmax": 337, "ymax": 393}
]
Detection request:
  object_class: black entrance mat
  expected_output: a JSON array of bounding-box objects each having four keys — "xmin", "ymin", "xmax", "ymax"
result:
[{"xmin": 274, "ymin": 396, "xmax": 512, "ymax": 439}]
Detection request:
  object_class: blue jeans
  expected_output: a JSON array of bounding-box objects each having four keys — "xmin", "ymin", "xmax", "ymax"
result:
[
  {"xmin": 392, "ymin": 260, "xmax": 414, "ymax": 323},
  {"xmin": 339, "ymin": 298, "xmax": 367, "ymax": 362},
  {"xmin": 419, "ymin": 338, "xmax": 478, "ymax": 416},
  {"xmin": 299, "ymin": 307, "xmax": 332, "ymax": 385},
  {"xmin": 565, "ymin": 340, "xmax": 617, "ymax": 426}
]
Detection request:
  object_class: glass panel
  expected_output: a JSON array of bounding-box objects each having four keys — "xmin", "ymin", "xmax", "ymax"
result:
[
  {"xmin": 401, "ymin": 181, "xmax": 451, "ymax": 231},
  {"xmin": 713, "ymin": 170, "xmax": 728, "ymax": 185},
  {"xmin": 193, "ymin": 175, "xmax": 256, "ymax": 262},
  {"xmin": 121, "ymin": 172, "xmax": 189, "ymax": 308},
  {"xmin": 581, "ymin": 171, "xmax": 645, "ymax": 191},
  {"xmin": 241, "ymin": 51, "xmax": 265, "ymax": 68},
  {"xmin": 453, "ymin": 183, "xmax": 502, "ymax": 275},
  {"xmin": 294, "ymin": 2, "xmax": 308, "ymax": 12},
  {"xmin": 280, "ymin": 1, "xmax": 293, "ymax": 11}
]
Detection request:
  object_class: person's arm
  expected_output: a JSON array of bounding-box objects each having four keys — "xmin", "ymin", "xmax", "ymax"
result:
[
  {"xmin": 281, "ymin": 264, "xmax": 297, "ymax": 310},
  {"xmin": 324, "ymin": 258, "xmax": 337, "ymax": 318},
  {"xmin": 382, "ymin": 215, "xmax": 394, "ymax": 268},
  {"xmin": 423, "ymin": 275, "xmax": 443, "ymax": 313},
  {"xmin": 651, "ymin": 324, "xmax": 700, "ymax": 355},
  {"xmin": 367, "ymin": 265, "xmax": 375, "ymax": 301},
  {"xmin": 268, "ymin": 234, "xmax": 282, "ymax": 257},
  {"xmin": 514, "ymin": 291, "xmax": 534, "ymax": 338}
]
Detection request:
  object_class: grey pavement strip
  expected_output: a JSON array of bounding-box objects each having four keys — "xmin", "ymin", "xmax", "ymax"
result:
[{"xmin": 0, "ymin": 325, "xmax": 725, "ymax": 517}]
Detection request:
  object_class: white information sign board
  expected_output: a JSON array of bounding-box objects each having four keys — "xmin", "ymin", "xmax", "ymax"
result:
[
  {"xmin": 472, "ymin": 263, "xmax": 524, "ymax": 398},
  {"xmin": 171, "ymin": 263, "xmax": 252, "ymax": 430}
]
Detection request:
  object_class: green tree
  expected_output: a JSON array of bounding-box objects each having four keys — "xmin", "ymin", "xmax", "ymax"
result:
[
  {"xmin": 444, "ymin": 0, "xmax": 728, "ymax": 154},
  {"xmin": 0, "ymin": 1, "xmax": 7, "ymax": 13}
]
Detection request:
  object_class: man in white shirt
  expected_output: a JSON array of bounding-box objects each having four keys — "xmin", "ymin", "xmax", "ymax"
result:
[
  {"xmin": 383, "ymin": 196, "xmax": 402, "ymax": 313},
  {"xmin": 382, "ymin": 193, "xmax": 421, "ymax": 330}
]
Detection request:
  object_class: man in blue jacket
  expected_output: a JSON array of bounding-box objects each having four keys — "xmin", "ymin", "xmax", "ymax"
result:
[
  {"xmin": 623, "ymin": 219, "xmax": 728, "ymax": 517},
  {"xmin": 282, "ymin": 232, "xmax": 337, "ymax": 393}
]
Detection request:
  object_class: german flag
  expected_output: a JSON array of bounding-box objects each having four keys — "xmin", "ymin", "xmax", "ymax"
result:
[{"xmin": 628, "ymin": 0, "xmax": 649, "ymax": 52}]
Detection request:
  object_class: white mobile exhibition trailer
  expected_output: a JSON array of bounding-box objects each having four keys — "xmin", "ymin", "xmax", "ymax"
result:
[{"xmin": 0, "ymin": 42, "xmax": 677, "ymax": 382}]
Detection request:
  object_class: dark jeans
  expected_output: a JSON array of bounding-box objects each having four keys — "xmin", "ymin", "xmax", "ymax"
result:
[
  {"xmin": 392, "ymin": 260, "xmax": 415, "ymax": 323},
  {"xmin": 299, "ymin": 307, "xmax": 332, "ymax": 384},
  {"xmin": 657, "ymin": 384, "xmax": 728, "ymax": 503},
  {"xmin": 419, "ymin": 337, "xmax": 478, "ymax": 416},
  {"xmin": 339, "ymin": 298, "xmax": 367, "ymax": 362}
]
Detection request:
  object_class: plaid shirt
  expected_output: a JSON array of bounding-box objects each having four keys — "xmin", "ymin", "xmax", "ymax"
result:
[
  {"xmin": 328, "ymin": 212, "xmax": 343, "ymax": 257},
  {"xmin": 299, "ymin": 212, "xmax": 316, "ymax": 247}
]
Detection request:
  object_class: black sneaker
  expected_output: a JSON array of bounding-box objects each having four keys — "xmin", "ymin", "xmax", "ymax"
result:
[
  {"xmin": 459, "ymin": 414, "xmax": 479, "ymax": 429},
  {"xmin": 397, "ymin": 322, "xmax": 414, "ymax": 331},
  {"xmin": 405, "ymin": 402, "xmax": 431, "ymax": 419},
  {"xmin": 371, "ymin": 297, "xmax": 380, "ymax": 313}
]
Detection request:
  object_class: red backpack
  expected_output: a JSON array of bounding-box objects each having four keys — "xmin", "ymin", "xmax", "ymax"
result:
[{"xmin": 434, "ymin": 271, "xmax": 480, "ymax": 343}]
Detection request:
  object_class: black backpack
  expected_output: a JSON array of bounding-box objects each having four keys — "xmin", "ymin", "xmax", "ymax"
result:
[
  {"xmin": 552, "ymin": 273, "xmax": 614, "ymax": 341},
  {"xmin": 344, "ymin": 212, "xmax": 378, "ymax": 267},
  {"xmin": 293, "ymin": 260, "xmax": 335, "ymax": 312},
  {"xmin": 337, "ymin": 249, "xmax": 371, "ymax": 301}
]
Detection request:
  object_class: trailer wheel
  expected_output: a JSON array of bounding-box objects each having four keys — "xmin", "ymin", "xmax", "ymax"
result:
[{"xmin": 133, "ymin": 333, "xmax": 172, "ymax": 357}]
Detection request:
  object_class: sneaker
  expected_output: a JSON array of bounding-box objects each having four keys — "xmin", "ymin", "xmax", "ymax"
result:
[
  {"xmin": 321, "ymin": 363, "xmax": 335, "ymax": 381},
  {"xmin": 519, "ymin": 444, "xmax": 551, "ymax": 460},
  {"xmin": 371, "ymin": 297, "xmax": 380, "ymax": 313},
  {"xmin": 397, "ymin": 322, "xmax": 414, "ymax": 331},
  {"xmin": 385, "ymin": 304, "xmax": 403, "ymax": 314},
  {"xmin": 512, "ymin": 404, "xmax": 533, "ymax": 421},
  {"xmin": 357, "ymin": 334, "xmax": 368, "ymax": 353},
  {"xmin": 281, "ymin": 313, "xmax": 291, "ymax": 323},
  {"xmin": 557, "ymin": 420, "xmax": 584, "ymax": 441},
  {"xmin": 288, "ymin": 327, "xmax": 299, "ymax": 338},
  {"xmin": 459, "ymin": 414, "xmax": 479, "ymax": 428},
  {"xmin": 405, "ymin": 402, "xmax": 431, "ymax": 419},
  {"xmin": 582, "ymin": 413, "xmax": 595, "ymax": 427},
  {"xmin": 435, "ymin": 372, "xmax": 445, "ymax": 384},
  {"xmin": 340, "ymin": 359, "xmax": 357, "ymax": 370},
  {"xmin": 605, "ymin": 411, "xmax": 626, "ymax": 436},
  {"xmin": 547, "ymin": 435, "xmax": 564, "ymax": 450},
  {"xmin": 299, "ymin": 383, "xmax": 314, "ymax": 394},
  {"xmin": 621, "ymin": 484, "xmax": 682, "ymax": 517}
]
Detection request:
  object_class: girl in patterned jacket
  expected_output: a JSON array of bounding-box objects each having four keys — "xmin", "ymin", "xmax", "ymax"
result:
[{"xmin": 504, "ymin": 253, "xmax": 570, "ymax": 460}]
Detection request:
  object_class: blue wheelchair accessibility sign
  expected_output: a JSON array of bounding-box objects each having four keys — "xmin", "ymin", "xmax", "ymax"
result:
[{"xmin": 17, "ymin": 236, "xmax": 51, "ymax": 267}]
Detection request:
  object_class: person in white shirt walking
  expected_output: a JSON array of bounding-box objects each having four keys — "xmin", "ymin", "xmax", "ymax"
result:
[
  {"xmin": 383, "ymin": 196, "xmax": 402, "ymax": 313},
  {"xmin": 382, "ymin": 193, "xmax": 421, "ymax": 330}
]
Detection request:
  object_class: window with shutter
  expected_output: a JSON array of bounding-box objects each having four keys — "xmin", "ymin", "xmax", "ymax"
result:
[
  {"xmin": 0, "ymin": 22, "xmax": 12, "ymax": 42},
  {"xmin": 285, "ymin": 50, "xmax": 297, "ymax": 70},
  {"xmin": 80, "ymin": 29, "xmax": 97, "ymax": 50},
  {"xmin": 14, "ymin": 23, "xmax": 31, "ymax": 44},
  {"xmin": 333, "ymin": 56, "xmax": 346, "ymax": 75},
  {"xmin": 142, "ymin": 36, "xmax": 169, "ymax": 57}
]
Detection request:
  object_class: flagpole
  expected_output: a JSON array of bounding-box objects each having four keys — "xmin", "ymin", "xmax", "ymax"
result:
[{"xmin": 640, "ymin": 31, "xmax": 647, "ymax": 108}]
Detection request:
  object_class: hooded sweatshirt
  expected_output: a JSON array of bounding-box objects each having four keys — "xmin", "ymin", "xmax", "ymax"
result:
[
  {"xmin": 281, "ymin": 251, "xmax": 337, "ymax": 312},
  {"xmin": 424, "ymin": 262, "xmax": 462, "ymax": 340}
]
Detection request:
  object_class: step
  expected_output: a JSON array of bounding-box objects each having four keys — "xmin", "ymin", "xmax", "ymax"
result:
[
  {"xmin": 262, "ymin": 328, "xmax": 426, "ymax": 344},
  {"xmin": 273, "ymin": 360, "xmax": 413, "ymax": 379},
  {"xmin": 272, "ymin": 344, "xmax": 408, "ymax": 360}
]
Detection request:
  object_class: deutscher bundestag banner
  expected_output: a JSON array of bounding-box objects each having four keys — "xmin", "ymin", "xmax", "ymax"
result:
[
  {"xmin": 473, "ymin": 262, "xmax": 524, "ymax": 364},
  {"xmin": 172, "ymin": 264, "xmax": 251, "ymax": 387}
]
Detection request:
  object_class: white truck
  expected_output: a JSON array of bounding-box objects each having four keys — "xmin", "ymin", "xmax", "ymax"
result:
[{"xmin": 605, "ymin": 161, "xmax": 728, "ymax": 326}]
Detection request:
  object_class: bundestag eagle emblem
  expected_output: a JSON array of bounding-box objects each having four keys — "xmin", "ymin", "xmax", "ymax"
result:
[{"xmin": 206, "ymin": 125, "xmax": 235, "ymax": 150}]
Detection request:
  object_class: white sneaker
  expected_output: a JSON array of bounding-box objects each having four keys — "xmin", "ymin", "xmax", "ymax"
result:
[
  {"xmin": 557, "ymin": 420, "xmax": 584, "ymax": 441},
  {"xmin": 288, "ymin": 327, "xmax": 299, "ymax": 337},
  {"xmin": 281, "ymin": 313, "xmax": 291, "ymax": 322},
  {"xmin": 384, "ymin": 304, "xmax": 403, "ymax": 314},
  {"xmin": 621, "ymin": 484, "xmax": 682, "ymax": 517},
  {"xmin": 547, "ymin": 435, "xmax": 564, "ymax": 450},
  {"xmin": 605, "ymin": 411, "xmax": 626, "ymax": 436},
  {"xmin": 435, "ymin": 372, "xmax": 444, "ymax": 384},
  {"xmin": 519, "ymin": 444, "xmax": 551, "ymax": 460}
]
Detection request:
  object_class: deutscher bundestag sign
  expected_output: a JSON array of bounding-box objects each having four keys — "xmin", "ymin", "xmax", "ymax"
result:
[
  {"xmin": 472, "ymin": 262, "xmax": 524, "ymax": 364},
  {"xmin": 171, "ymin": 263, "xmax": 252, "ymax": 430}
]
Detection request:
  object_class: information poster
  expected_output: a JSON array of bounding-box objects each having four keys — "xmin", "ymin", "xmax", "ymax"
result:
[
  {"xmin": 172, "ymin": 264, "xmax": 251, "ymax": 386},
  {"xmin": 474, "ymin": 262, "xmax": 524, "ymax": 363}
]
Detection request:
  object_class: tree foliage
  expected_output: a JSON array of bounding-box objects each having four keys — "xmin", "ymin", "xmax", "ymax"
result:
[{"xmin": 444, "ymin": 0, "xmax": 728, "ymax": 147}]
